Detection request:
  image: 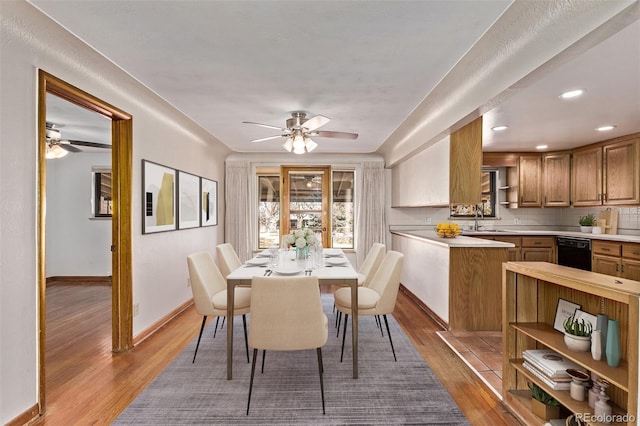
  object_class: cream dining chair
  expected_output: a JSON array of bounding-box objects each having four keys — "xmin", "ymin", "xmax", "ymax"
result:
[
  {"xmin": 186, "ymin": 251, "xmax": 251, "ymax": 364},
  {"xmin": 246, "ymin": 276, "xmax": 328, "ymax": 415},
  {"xmin": 334, "ymin": 250, "xmax": 404, "ymax": 362},
  {"xmin": 216, "ymin": 243, "xmax": 243, "ymax": 278}
]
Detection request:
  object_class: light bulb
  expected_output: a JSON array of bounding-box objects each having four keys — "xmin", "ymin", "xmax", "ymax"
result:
[{"xmin": 292, "ymin": 135, "xmax": 305, "ymax": 154}]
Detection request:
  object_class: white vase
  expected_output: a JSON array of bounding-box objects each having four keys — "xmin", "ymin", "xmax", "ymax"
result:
[
  {"xmin": 564, "ymin": 333, "xmax": 591, "ymax": 351},
  {"xmin": 591, "ymin": 330, "xmax": 602, "ymax": 360},
  {"xmin": 580, "ymin": 226, "xmax": 593, "ymax": 233}
]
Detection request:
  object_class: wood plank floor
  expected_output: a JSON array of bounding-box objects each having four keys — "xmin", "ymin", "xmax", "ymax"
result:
[{"xmin": 30, "ymin": 283, "xmax": 521, "ymax": 425}]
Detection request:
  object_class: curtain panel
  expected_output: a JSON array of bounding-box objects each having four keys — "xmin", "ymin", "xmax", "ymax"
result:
[
  {"xmin": 357, "ymin": 161, "xmax": 386, "ymax": 266},
  {"xmin": 224, "ymin": 161, "xmax": 251, "ymax": 262}
]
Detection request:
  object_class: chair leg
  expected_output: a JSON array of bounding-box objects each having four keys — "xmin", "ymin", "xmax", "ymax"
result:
[
  {"xmin": 192, "ymin": 316, "xmax": 207, "ymax": 363},
  {"xmin": 247, "ymin": 348, "xmax": 258, "ymax": 415},
  {"xmin": 261, "ymin": 349, "xmax": 266, "ymax": 374},
  {"xmin": 213, "ymin": 316, "xmax": 220, "ymax": 338},
  {"xmin": 317, "ymin": 348, "xmax": 326, "ymax": 415},
  {"xmin": 242, "ymin": 314, "xmax": 250, "ymax": 363},
  {"xmin": 336, "ymin": 311, "xmax": 342, "ymax": 336},
  {"xmin": 383, "ymin": 314, "xmax": 397, "ymax": 362},
  {"xmin": 340, "ymin": 314, "xmax": 348, "ymax": 362},
  {"xmin": 220, "ymin": 316, "xmax": 225, "ymax": 329},
  {"xmin": 376, "ymin": 315, "xmax": 384, "ymax": 337}
]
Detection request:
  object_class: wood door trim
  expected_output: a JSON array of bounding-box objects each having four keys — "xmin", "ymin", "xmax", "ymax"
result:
[{"xmin": 38, "ymin": 70, "xmax": 133, "ymax": 412}]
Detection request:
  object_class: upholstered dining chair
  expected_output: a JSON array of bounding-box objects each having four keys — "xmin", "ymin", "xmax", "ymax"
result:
[
  {"xmin": 216, "ymin": 243, "xmax": 243, "ymax": 278},
  {"xmin": 186, "ymin": 251, "xmax": 251, "ymax": 364},
  {"xmin": 247, "ymin": 276, "xmax": 328, "ymax": 415},
  {"xmin": 334, "ymin": 250, "xmax": 404, "ymax": 362}
]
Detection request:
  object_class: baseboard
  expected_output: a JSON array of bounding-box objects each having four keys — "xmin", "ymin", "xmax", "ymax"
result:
[
  {"xmin": 133, "ymin": 299, "xmax": 194, "ymax": 346},
  {"xmin": 6, "ymin": 403, "xmax": 39, "ymax": 426},
  {"xmin": 399, "ymin": 284, "xmax": 448, "ymax": 330},
  {"xmin": 46, "ymin": 276, "xmax": 112, "ymax": 286}
]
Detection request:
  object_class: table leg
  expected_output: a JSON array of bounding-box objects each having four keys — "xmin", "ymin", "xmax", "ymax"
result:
[
  {"xmin": 227, "ymin": 281, "xmax": 234, "ymax": 380},
  {"xmin": 351, "ymin": 279, "xmax": 358, "ymax": 379}
]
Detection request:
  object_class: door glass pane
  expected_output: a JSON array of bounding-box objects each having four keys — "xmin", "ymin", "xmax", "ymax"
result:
[
  {"xmin": 332, "ymin": 171, "xmax": 354, "ymax": 248},
  {"xmin": 289, "ymin": 172, "xmax": 323, "ymax": 242},
  {"xmin": 258, "ymin": 175, "xmax": 280, "ymax": 249}
]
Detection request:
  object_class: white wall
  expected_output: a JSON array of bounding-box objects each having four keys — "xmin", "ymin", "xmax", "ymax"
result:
[
  {"xmin": 46, "ymin": 153, "xmax": 112, "ymax": 277},
  {"xmin": 0, "ymin": 2, "xmax": 230, "ymax": 423}
]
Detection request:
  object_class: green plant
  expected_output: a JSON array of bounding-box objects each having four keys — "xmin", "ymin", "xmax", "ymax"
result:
[
  {"xmin": 578, "ymin": 213, "xmax": 596, "ymax": 226},
  {"xmin": 528, "ymin": 383, "xmax": 560, "ymax": 406},
  {"xmin": 563, "ymin": 312, "xmax": 593, "ymax": 337}
]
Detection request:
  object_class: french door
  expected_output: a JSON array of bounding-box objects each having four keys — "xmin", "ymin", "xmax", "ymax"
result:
[{"xmin": 280, "ymin": 165, "xmax": 331, "ymax": 248}]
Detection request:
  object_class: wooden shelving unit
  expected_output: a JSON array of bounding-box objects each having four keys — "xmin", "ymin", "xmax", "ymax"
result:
[{"xmin": 502, "ymin": 262, "xmax": 639, "ymax": 425}]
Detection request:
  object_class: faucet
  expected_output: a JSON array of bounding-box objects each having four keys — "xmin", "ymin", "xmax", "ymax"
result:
[{"xmin": 474, "ymin": 205, "xmax": 484, "ymax": 231}]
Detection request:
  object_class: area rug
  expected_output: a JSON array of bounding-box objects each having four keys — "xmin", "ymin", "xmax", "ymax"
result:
[{"xmin": 114, "ymin": 295, "xmax": 469, "ymax": 425}]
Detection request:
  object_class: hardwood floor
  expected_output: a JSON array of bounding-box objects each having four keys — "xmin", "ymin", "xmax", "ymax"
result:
[{"xmin": 30, "ymin": 283, "xmax": 521, "ymax": 425}]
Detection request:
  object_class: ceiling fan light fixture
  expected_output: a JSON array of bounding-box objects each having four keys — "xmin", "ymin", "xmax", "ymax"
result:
[
  {"xmin": 283, "ymin": 137, "xmax": 293, "ymax": 152},
  {"xmin": 304, "ymin": 138, "xmax": 318, "ymax": 152},
  {"xmin": 45, "ymin": 143, "xmax": 68, "ymax": 159},
  {"xmin": 292, "ymin": 134, "xmax": 306, "ymax": 154}
]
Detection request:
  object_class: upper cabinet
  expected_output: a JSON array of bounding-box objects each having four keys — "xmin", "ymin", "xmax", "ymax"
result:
[
  {"xmin": 572, "ymin": 134, "xmax": 640, "ymax": 206},
  {"xmin": 542, "ymin": 151, "xmax": 571, "ymax": 207},
  {"xmin": 518, "ymin": 154, "xmax": 542, "ymax": 207},
  {"xmin": 391, "ymin": 117, "xmax": 482, "ymax": 207}
]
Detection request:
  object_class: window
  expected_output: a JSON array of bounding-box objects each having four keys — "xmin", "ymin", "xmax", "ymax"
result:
[
  {"xmin": 92, "ymin": 166, "xmax": 112, "ymax": 218},
  {"xmin": 258, "ymin": 175, "xmax": 280, "ymax": 249},
  {"xmin": 449, "ymin": 168, "xmax": 497, "ymax": 218},
  {"xmin": 332, "ymin": 170, "xmax": 354, "ymax": 248}
]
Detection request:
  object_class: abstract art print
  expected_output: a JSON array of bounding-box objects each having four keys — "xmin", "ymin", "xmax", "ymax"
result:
[
  {"xmin": 200, "ymin": 177, "xmax": 218, "ymax": 226},
  {"xmin": 177, "ymin": 170, "xmax": 201, "ymax": 229},
  {"xmin": 142, "ymin": 160, "xmax": 176, "ymax": 234}
]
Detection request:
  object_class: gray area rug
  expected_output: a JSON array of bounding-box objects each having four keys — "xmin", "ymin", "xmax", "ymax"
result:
[{"xmin": 114, "ymin": 295, "xmax": 469, "ymax": 425}]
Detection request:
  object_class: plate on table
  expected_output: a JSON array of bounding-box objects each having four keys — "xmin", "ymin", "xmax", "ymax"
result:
[
  {"xmin": 245, "ymin": 258, "xmax": 270, "ymax": 266},
  {"xmin": 325, "ymin": 257, "xmax": 348, "ymax": 266},
  {"xmin": 256, "ymin": 251, "xmax": 272, "ymax": 258},
  {"xmin": 273, "ymin": 267, "xmax": 303, "ymax": 275},
  {"xmin": 323, "ymin": 249, "xmax": 343, "ymax": 257}
]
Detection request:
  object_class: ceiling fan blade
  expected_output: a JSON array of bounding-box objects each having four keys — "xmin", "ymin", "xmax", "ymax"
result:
[
  {"xmin": 312, "ymin": 130, "xmax": 359, "ymax": 140},
  {"xmin": 242, "ymin": 121, "xmax": 286, "ymax": 131},
  {"xmin": 68, "ymin": 140, "xmax": 112, "ymax": 149},
  {"xmin": 58, "ymin": 143, "xmax": 82, "ymax": 153},
  {"xmin": 302, "ymin": 114, "xmax": 330, "ymax": 132},
  {"xmin": 251, "ymin": 135, "xmax": 287, "ymax": 143}
]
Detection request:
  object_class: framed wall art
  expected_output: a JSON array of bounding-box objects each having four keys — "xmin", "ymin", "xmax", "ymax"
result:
[
  {"xmin": 177, "ymin": 170, "xmax": 201, "ymax": 229},
  {"xmin": 200, "ymin": 177, "xmax": 218, "ymax": 226},
  {"xmin": 142, "ymin": 160, "xmax": 176, "ymax": 234}
]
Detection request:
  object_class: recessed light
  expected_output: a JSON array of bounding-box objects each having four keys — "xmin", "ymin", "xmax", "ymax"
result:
[
  {"xmin": 559, "ymin": 89, "xmax": 584, "ymax": 99},
  {"xmin": 536, "ymin": 145, "xmax": 548, "ymax": 150},
  {"xmin": 596, "ymin": 125, "xmax": 616, "ymax": 132},
  {"xmin": 492, "ymin": 125, "xmax": 508, "ymax": 131}
]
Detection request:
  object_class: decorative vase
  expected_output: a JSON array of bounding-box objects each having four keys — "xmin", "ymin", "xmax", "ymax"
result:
[
  {"xmin": 591, "ymin": 330, "xmax": 602, "ymax": 361},
  {"xmin": 580, "ymin": 226, "xmax": 593, "ymax": 233},
  {"xmin": 596, "ymin": 314, "xmax": 608, "ymax": 357},
  {"xmin": 295, "ymin": 246, "xmax": 309, "ymax": 260},
  {"xmin": 564, "ymin": 333, "xmax": 591, "ymax": 352},
  {"xmin": 605, "ymin": 319, "xmax": 620, "ymax": 367}
]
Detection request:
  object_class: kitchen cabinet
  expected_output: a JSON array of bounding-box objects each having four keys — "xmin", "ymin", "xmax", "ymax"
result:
[
  {"xmin": 520, "ymin": 236, "xmax": 555, "ymax": 263},
  {"xmin": 480, "ymin": 236, "xmax": 522, "ymax": 261},
  {"xmin": 572, "ymin": 134, "xmax": 640, "ymax": 206},
  {"xmin": 518, "ymin": 154, "xmax": 542, "ymax": 207},
  {"xmin": 593, "ymin": 240, "xmax": 640, "ymax": 280},
  {"xmin": 542, "ymin": 152, "xmax": 571, "ymax": 207},
  {"xmin": 502, "ymin": 262, "xmax": 639, "ymax": 426},
  {"xmin": 449, "ymin": 117, "xmax": 482, "ymax": 205}
]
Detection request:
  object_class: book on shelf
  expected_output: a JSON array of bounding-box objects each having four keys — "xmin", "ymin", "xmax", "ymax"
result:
[
  {"xmin": 522, "ymin": 349, "xmax": 581, "ymax": 379},
  {"xmin": 523, "ymin": 361, "xmax": 571, "ymax": 390}
]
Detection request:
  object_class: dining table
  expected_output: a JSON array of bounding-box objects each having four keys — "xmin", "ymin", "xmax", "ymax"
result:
[{"xmin": 225, "ymin": 248, "xmax": 360, "ymax": 380}]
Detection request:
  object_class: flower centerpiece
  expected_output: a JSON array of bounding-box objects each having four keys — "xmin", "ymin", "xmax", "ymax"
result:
[
  {"xmin": 284, "ymin": 228, "xmax": 317, "ymax": 259},
  {"xmin": 435, "ymin": 222, "xmax": 461, "ymax": 238}
]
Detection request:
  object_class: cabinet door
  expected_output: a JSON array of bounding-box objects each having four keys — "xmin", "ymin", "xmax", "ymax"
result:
[
  {"xmin": 521, "ymin": 248, "xmax": 553, "ymax": 262},
  {"xmin": 571, "ymin": 145, "xmax": 602, "ymax": 206},
  {"xmin": 542, "ymin": 152, "xmax": 571, "ymax": 207},
  {"xmin": 518, "ymin": 154, "xmax": 542, "ymax": 207},
  {"xmin": 450, "ymin": 117, "xmax": 482, "ymax": 205},
  {"xmin": 622, "ymin": 259, "xmax": 640, "ymax": 281},
  {"xmin": 592, "ymin": 254, "xmax": 621, "ymax": 276},
  {"xmin": 603, "ymin": 137, "xmax": 640, "ymax": 205},
  {"xmin": 494, "ymin": 236, "xmax": 522, "ymax": 261}
]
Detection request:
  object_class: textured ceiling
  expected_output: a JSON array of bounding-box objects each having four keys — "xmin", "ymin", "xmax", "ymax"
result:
[{"xmin": 31, "ymin": 1, "xmax": 640, "ymax": 158}]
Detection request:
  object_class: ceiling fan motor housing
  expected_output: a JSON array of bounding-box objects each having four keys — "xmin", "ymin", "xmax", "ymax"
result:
[{"xmin": 286, "ymin": 112, "xmax": 308, "ymax": 129}]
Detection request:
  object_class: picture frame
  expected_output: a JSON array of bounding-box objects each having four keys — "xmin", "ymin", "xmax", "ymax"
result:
[
  {"xmin": 553, "ymin": 298, "xmax": 581, "ymax": 333},
  {"xmin": 573, "ymin": 309, "xmax": 597, "ymax": 331},
  {"xmin": 177, "ymin": 170, "xmax": 201, "ymax": 230},
  {"xmin": 142, "ymin": 160, "xmax": 176, "ymax": 234},
  {"xmin": 200, "ymin": 177, "xmax": 218, "ymax": 226}
]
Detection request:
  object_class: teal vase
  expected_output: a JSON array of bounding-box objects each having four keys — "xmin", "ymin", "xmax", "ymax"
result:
[{"xmin": 605, "ymin": 319, "xmax": 620, "ymax": 368}]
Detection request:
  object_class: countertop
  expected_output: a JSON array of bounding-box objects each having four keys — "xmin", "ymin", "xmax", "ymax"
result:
[
  {"xmin": 390, "ymin": 230, "xmax": 515, "ymax": 248},
  {"xmin": 459, "ymin": 229, "xmax": 640, "ymax": 244}
]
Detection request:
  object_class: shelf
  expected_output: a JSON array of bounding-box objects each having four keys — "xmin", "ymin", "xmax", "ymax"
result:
[
  {"xmin": 510, "ymin": 322, "xmax": 629, "ymax": 391},
  {"xmin": 511, "ymin": 360, "xmax": 628, "ymax": 426}
]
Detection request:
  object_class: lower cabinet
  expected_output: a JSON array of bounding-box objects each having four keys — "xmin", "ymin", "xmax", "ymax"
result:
[
  {"xmin": 592, "ymin": 240, "xmax": 640, "ymax": 280},
  {"xmin": 521, "ymin": 236, "xmax": 555, "ymax": 263}
]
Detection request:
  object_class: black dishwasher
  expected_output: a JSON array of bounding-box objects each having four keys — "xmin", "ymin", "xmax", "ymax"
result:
[{"xmin": 557, "ymin": 236, "xmax": 592, "ymax": 271}]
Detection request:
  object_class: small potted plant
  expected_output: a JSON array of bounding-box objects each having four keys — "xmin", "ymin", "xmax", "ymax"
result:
[
  {"xmin": 563, "ymin": 312, "xmax": 592, "ymax": 352},
  {"xmin": 579, "ymin": 213, "xmax": 596, "ymax": 233},
  {"xmin": 529, "ymin": 383, "xmax": 560, "ymax": 420}
]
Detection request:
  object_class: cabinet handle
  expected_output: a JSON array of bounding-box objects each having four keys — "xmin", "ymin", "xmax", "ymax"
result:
[
  {"xmin": 602, "ymin": 248, "xmax": 610, "ymax": 251},
  {"xmin": 534, "ymin": 242, "xmax": 541, "ymax": 245},
  {"xmin": 621, "ymin": 264, "xmax": 625, "ymax": 273},
  {"xmin": 597, "ymin": 193, "xmax": 601, "ymax": 201},
  {"xmin": 603, "ymin": 193, "xmax": 607, "ymax": 201},
  {"xmin": 616, "ymin": 263, "xmax": 619, "ymax": 272}
]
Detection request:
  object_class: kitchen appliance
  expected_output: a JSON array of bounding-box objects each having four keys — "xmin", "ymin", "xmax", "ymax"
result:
[{"xmin": 557, "ymin": 236, "xmax": 592, "ymax": 271}]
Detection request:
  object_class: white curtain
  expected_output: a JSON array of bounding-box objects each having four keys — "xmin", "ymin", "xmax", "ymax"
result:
[
  {"xmin": 224, "ymin": 161, "xmax": 251, "ymax": 262},
  {"xmin": 357, "ymin": 161, "xmax": 386, "ymax": 266}
]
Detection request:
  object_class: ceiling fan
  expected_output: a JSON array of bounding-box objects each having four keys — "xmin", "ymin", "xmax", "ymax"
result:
[
  {"xmin": 243, "ymin": 112, "xmax": 358, "ymax": 154},
  {"xmin": 45, "ymin": 122, "xmax": 111, "ymax": 158}
]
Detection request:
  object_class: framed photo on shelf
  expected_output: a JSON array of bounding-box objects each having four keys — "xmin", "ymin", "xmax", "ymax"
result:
[
  {"xmin": 553, "ymin": 298, "xmax": 581, "ymax": 333},
  {"xmin": 177, "ymin": 170, "xmax": 201, "ymax": 230},
  {"xmin": 142, "ymin": 160, "xmax": 176, "ymax": 234},
  {"xmin": 200, "ymin": 177, "xmax": 218, "ymax": 226}
]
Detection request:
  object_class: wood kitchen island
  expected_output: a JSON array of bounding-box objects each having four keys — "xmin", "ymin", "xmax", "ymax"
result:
[{"xmin": 391, "ymin": 230, "xmax": 514, "ymax": 331}]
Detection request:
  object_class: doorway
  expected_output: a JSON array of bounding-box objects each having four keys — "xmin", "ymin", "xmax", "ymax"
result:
[{"xmin": 37, "ymin": 70, "xmax": 133, "ymax": 411}]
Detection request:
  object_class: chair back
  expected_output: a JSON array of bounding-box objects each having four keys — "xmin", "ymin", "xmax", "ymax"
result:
[
  {"xmin": 367, "ymin": 251, "xmax": 404, "ymax": 315},
  {"xmin": 216, "ymin": 243, "xmax": 243, "ymax": 277},
  {"xmin": 358, "ymin": 242, "xmax": 386, "ymax": 286},
  {"xmin": 187, "ymin": 251, "xmax": 226, "ymax": 315},
  {"xmin": 249, "ymin": 276, "xmax": 328, "ymax": 351}
]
